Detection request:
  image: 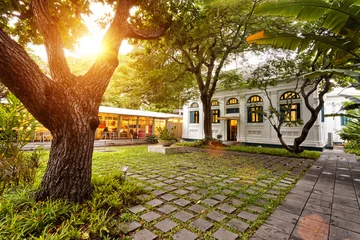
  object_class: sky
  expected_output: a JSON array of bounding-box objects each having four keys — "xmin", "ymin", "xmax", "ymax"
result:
[{"xmin": 31, "ymin": 2, "xmax": 133, "ymax": 61}]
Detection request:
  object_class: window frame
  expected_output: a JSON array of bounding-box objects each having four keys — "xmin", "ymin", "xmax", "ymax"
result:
[
  {"xmin": 212, "ymin": 109, "xmax": 220, "ymax": 123},
  {"xmin": 226, "ymin": 98, "xmax": 239, "ymax": 105},
  {"xmin": 190, "ymin": 111, "xmax": 199, "ymax": 124},
  {"xmin": 279, "ymin": 91, "xmax": 301, "ymax": 122},
  {"xmin": 246, "ymin": 95, "xmax": 264, "ymax": 123},
  {"xmin": 190, "ymin": 102, "xmax": 199, "ymax": 108}
]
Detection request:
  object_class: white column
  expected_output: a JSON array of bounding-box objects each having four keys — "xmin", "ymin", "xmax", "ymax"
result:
[{"xmin": 239, "ymin": 95, "xmax": 246, "ymax": 142}]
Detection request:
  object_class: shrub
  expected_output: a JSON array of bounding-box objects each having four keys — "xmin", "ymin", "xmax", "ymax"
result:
[
  {"xmin": 0, "ymin": 174, "xmax": 147, "ymax": 239},
  {"xmin": 0, "ymin": 146, "xmax": 44, "ymax": 194},
  {"xmin": 145, "ymin": 134, "xmax": 158, "ymax": 144},
  {"xmin": 156, "ymin": 126, "xmax": 177, "ymax": 141}
]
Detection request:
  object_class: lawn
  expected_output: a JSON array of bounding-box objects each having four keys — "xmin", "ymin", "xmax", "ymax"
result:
[{"xmin": 0, "ymin": 145, "xmax": 316, "ymax": 239}]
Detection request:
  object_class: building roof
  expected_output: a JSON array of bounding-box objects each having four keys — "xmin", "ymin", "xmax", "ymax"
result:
[{"xmin": 99, "ymin": 106, "xmax": 181, "ymax": 119}]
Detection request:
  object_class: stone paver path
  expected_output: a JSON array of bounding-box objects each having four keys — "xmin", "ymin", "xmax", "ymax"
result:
[
  {"xmin": 252, "ymin": 147, "xmax": 360, "ymax": 240},
  {"xmin": 118, "ymin": 148, "xmax": 316, "ymax": 239}
]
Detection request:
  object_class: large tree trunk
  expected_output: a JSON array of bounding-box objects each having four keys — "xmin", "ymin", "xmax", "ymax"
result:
[
  {"xmin": 34, "ymin": 95, "xmax": 100, "ymax": 201},
  {"xmin": 36, "ymin": 118, "xmax": 97, "ymax": 202},
  {"xmin": 201, "ymin": 96, "xmax": 212, "ymax": 138}
]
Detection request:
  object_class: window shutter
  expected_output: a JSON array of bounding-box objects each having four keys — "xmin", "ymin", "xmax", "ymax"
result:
[
  {"xmin": 247, "ymin": 107, "xmax": 252, "ymax": 123},
  {"xmin": 190, "ymin": 111, "xmax": 194, "ymax": 123},
  {"xmin": 296, "ymin": 103, "xmax": 301, "ymax": 120}
]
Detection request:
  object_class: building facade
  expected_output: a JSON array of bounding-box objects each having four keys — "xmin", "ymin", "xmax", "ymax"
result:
[
  {"xmin": 33, "ymin": 106, "xmax": 182, "ymax": 142},
  {"xmin": 182, "ymin": 81, "xmax": 360, "ymax": 150}
]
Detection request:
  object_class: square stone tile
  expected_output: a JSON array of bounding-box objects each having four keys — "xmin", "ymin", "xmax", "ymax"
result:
[
  {"xmin": 217, "ymin": 182, "xmax": 227, "ymax": 187},
  {"xmin": 209, "ymin": 186, "xmax": 218, "ymax": 191},
  {"xmin": 146, "ymin": 199, "xmax": 163, "ymax": 207},
  {"xmin": 154, "ymin": 218, "xmax": 177, "ymax": 233},
  {"xmin": 186, "ymin": 186, "xmax": 198, "ymax": 191},
  {"xmin": 132, "ymin": 229, "xmax": 157, "ymax": 240},
  {"xmin": 163, "ymin": 186, "xmax": 177, "ymax": 192},
  {"xmin": 172, "ymin": 229, "xmax": 198, "ymax": 240},
  {"xmin": 174, "ymin": 210, "xmax": 195, "ymax": 222},
  {"xmin": 174, "ymin": 182, "xmax": 186, "ymax": 187},
  {"xmin": 217, "ymin": 203, "xmax": 236, "ymax": 214},
  {"xmin": 207, "ymin": 211, "xmax": 227, "ymax": 222},
  {"xmin": 238, "ymin": 211, "xmax": 258, "ymax": 222},
  {"xmin": 191, "ymin": 218, "xmax": 214, "ymax": 232},
  {"xmin": 237, "ymin": 193, "xmax": 248, "ymax": 199},
  {"xmin": 213, "ymin": 227, "xmax": 238, "ymax": 240},
  {"xmin": 219, "ymin": 175, "xmax": 229, "ymax": 178},
  {"xmin": 129, "ymin": 205, "xmax": 146, "ymax": 214},
  {"xmin": 227, "ymin": 218, "xmax": 249, "ymax": 232},
  {"xmin": 152, "ymin": 190, "xmax": 165, "ymax": 196},
  {"xmin": 248, "ymin": 205, "xmax": 264, "ymax": 213},
  {"xmin": 164, "ymin": 179, "xmax": 176, "ymax": 184},
  {"xmin": 246, "ymin": 189, "xmax": 257, "ymax": 195},
  {"xmin": 198, "ymin": 189, "xmax": 209, "ymax": 195},
  {"xmin": 202, "ymin": 198, "xmax": 220, "ymax": 207},
  {"xmin": 119, "ymin": 221, "xmax": 141, "ymax": 233},
  {"xmin": 157, "ymin": 204, "xmax": 177, "ymax": 214},
  {"xmin": 174, "ymin": 199, "xmax": 191, "ymax": 207},
  {"xmin": 222, "ymin": 189, "xmax": 235, "ymax": 195},
  {"xmin": 188, "ymin": 204, "xmax": 207, "ymax": 214},
  {"xmin": 174, "ymin": 189, "xmax": 189, "ymax": 195},
  {"xmin": 224, "ymin": 179, "xmax": 235, "ymax": 184},
  {"xmin": 188, "ymin": 193, "xmax": 202, "ymax": 201},
  {"xmin": 161, "ymin": 193, "xmax": 177, "ymax": 201},
  {"xmin": 175, "ymin": 176, "xmax": 186, "ymax": 180},
  {"xmin": 229, "ymin": 198, "xmax": 242, "ymax": 206},
  {"xmin": 154, "ymin": 182, "xmax": 167, "ymax": 187},
  {"xmin": 140, "ymin": 211, "xmax": 161, "ymax": 222}
]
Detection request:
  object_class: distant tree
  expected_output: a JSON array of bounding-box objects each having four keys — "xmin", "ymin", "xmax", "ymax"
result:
[
  {"xmin": 0, "ymin": 0, "xmax": 172, "ymax": 202},
  {"xmin": 103, "ymin": 47, "xmax": 196, "ymax": 112}
]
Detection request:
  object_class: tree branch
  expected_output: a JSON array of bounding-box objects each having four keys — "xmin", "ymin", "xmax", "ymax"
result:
[
  {"xmin": 31, "ymin": 0, "xmax": 72, "ymax": 81},
  {"xmin": 0, "ymin": 28, "xmax": 50, "ymax": 124},
  {"xmin": 125, "ymin": 22, "xmax": 171, "ymax": 39}
]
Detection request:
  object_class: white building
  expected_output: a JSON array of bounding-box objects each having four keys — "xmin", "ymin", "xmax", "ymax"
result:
[{"xmin": 182, "ymin": 81, "xmax": 360, "ymax": 151}]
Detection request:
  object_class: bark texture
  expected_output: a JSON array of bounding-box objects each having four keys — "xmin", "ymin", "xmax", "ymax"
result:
[{"xmin": 0, "ymin": 0, "xmax": 168, "ymax": 202}]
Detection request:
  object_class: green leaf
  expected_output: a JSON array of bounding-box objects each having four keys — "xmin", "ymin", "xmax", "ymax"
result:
[
  {"xmin": 255, "ymin": 0, "xmax": 360, "ymax": 34},
  {"xmin": 246, "ymin": 31, "xmax": 359, "ymax": 57},
  {"xmin": 302, "ymin": 68, "xmax": 360, "ymax": 79}
]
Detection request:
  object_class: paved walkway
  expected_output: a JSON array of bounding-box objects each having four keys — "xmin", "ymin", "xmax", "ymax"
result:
[{"xmin": 252, "ymin": 147, "xmax": 360, "ymax": 240}]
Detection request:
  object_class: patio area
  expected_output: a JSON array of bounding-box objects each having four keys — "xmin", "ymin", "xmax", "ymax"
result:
[{"xmin": 114, "ymin": 147, "xmax": 315, "ymax": 239}]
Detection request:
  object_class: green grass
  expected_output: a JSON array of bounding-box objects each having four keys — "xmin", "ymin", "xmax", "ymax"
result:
[
  {"xmin": 226, "ymin": 145, "xmax": 321, "ymax": 160},
  {"xmin": 0, "ymin": 145, "xmax": 317, "ymax": 239},
  {"xmin": 176, "ymin": 142, "xmax": 321, "ymax": 160}
]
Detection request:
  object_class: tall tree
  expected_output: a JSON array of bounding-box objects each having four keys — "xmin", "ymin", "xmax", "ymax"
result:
[
  {"xmin": 0, "ymin": 0, "xmax": 171, "ymax": 202},
  {"xmin": 141, "ymin": 0, "xmax": 262, "ymax": 138}
]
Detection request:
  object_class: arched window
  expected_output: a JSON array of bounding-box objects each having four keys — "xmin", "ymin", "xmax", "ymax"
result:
[
  {"xmin": 226, "ymin": 98, "xmax": 239, "ymax": 105},
  {"xmin": 190, "ymin": 102, "xmax": 199, "ymax": 108},
  {"xmin": 279, "ymin": 91, "xmax": 301, "ymax": 121},
  {"xmin": 247, "ymin": 95, "xmax": 263, "ymax": 123},
  {"xmin": 211, "ymin": 100, "xmax": 220, "ymax": 106},
  {"xmin": 247, "ymin": 95, "xmax": 263, "ymax": 103},
  {"xmin": 280, "ymin": 91, "xmax": 300, "ymax": 100}
]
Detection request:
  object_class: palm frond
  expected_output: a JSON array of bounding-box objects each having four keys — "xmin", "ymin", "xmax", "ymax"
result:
[
  {"xmin": 255, "ymin": 0, "xmax": 360, "ymax": 34},
  {"xmin": 246, "ymin": 31, "xmax": 359, "ymax": 59}
]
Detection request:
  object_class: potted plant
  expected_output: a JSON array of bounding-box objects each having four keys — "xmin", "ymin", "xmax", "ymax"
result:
[{"xmin": 157, "ymin": 126, "xmax": 177, "ymax": 147}]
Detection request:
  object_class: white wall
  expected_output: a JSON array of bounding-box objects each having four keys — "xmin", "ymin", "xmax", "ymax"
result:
[{"xmin": 182, "ymin": 84, "xmax": 360, "ymax": 148}]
